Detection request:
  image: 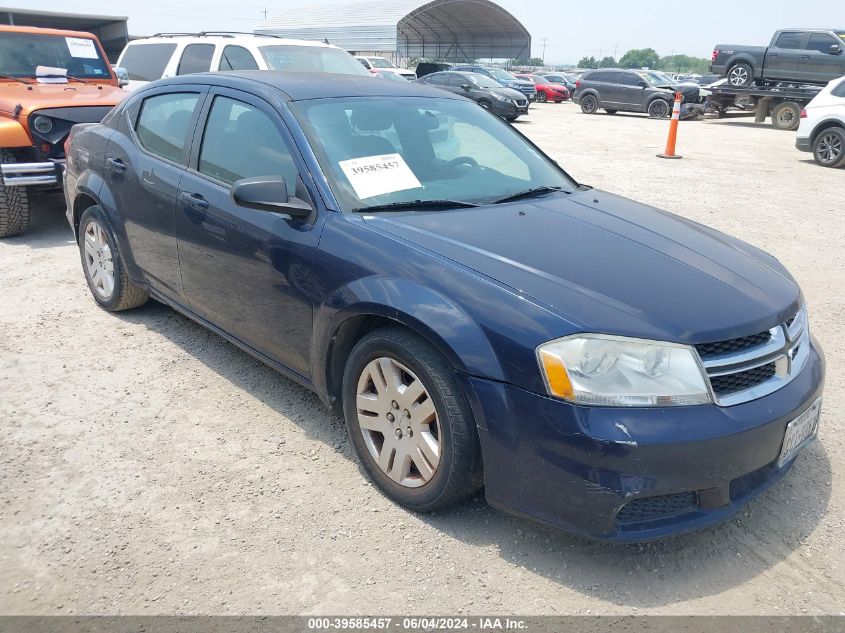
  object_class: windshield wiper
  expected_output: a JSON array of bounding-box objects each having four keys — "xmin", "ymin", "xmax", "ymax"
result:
[
  {"xmin": 36, "ymin": 73, "xmax": 85, "ymax": 84},
  {"xmin": 353, "ymin": 199, "xmax": 480, "ymax": 213},
  {"xmin": 491, "ymin": 186, "xmax": 565, "ymax": 204},
  {"xmin": 0, "ymin": 74, "xmax": 33, "ymax": 85}
]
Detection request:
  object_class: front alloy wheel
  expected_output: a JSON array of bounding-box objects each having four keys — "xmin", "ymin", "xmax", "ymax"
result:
[
  {"xmin": 342, "ymin": 327, "xmax": 483, "ymax": 512},
  {"xmin": 355, "ymin": 357, "xmax": 441, "ymax": 486}
]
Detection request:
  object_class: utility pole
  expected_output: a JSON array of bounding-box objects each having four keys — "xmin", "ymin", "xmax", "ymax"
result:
[
  {"xmin": 541, "ymin": 38, "xmax": 548, "ymax": 64},
  {"xmin": 261, "ymin": 7, "xmax": 268, "ymax": 20}
]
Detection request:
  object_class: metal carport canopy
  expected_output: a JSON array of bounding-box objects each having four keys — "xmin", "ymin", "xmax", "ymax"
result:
[{"xmin": 256, "ymin": 0, "xmax": 531, "ymax": 63}]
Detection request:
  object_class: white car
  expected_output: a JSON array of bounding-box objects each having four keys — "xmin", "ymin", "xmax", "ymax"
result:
[
  {"xmin": 355, "ymin": 56, "xmax": 416, "ymax": 80},
  {"xmin": 796, "ymin": 75, "xmax": 845, "ymax": 168},
  {"xmin": 117, "ymin": 32, "xmax": 370, "ymax": 91}
]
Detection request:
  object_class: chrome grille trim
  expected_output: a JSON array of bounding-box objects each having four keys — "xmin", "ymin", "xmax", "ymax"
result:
[{"xmin": 697, "ymin": 308, "xmax": 809, "ymax": 407}]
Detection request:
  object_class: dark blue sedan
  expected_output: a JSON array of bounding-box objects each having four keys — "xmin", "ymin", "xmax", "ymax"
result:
[{"xmin": 63, "ymin": 71, "xmax": 824, "ymax": 541}]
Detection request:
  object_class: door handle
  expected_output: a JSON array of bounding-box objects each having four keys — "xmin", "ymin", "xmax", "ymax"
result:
[
  {"xmin": 106, "ymin": 157, "xmax": 126, "ymax": 173},
  {"xmin": 801, "ymin": 55, "xmax": 810, "ymax": 60},
  {"xmin": 179, "ymin": 191, "xmax": 209, "ymax": 210}
]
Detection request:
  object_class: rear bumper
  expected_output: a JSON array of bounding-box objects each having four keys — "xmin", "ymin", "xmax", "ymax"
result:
[
  {"xmin": 795, "ymin": 137, "xmax": 812, "ymax": 152},
  {"xmin": 463, "ymin": 336, "xmax": 825, "ymax": 542},
  {"xmin": 1, "ymin": 160, "xmax": 64, "ymax": 187}
]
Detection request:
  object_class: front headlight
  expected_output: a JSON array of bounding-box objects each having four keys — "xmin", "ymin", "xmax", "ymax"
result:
[
  {"xmin": 33, "ymin": 115, "xmax": 53, "ymax": 134},
  {"xmin": 491, "ymin": 92, "xmax": 510, "ymax": 102},
  {"xmin": 537, "ymin": 334, "xmax": 712, "ymax": 407}
]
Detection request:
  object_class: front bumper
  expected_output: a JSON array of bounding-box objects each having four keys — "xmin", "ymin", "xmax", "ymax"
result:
[
  {"xmin": 463, "ymin": 336, "xmax": 825, "ymax": 542},
  {"xmin": 1, "ymin": 160, "xmax": 64, "ymax": 187},
  {"xmin": 490, "ymin": 100, "xmax": 529, "ymax": 118}
]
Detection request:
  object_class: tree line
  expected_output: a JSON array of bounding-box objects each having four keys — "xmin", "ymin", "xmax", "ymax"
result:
[{"xmin": 576, "ymin": 49, "xmax": 711, "ymax": 73}]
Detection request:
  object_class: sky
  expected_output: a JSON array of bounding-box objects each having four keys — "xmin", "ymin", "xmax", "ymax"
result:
[{"xmin": 10, "ymin": 0, "xmax": 842, "ymax": 64}]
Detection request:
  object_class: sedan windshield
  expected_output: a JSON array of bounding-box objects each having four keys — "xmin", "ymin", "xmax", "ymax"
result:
[
  {"xmin": 467, "ymin": 73, "xmax": 502, "ymax": 89},
  {"xmin": 487, "ymin": 67, "xmax": 516, "ymax": 81},
  {"xmin": 291, "ymin": 96, "xmax": 575, "ymax": 212},
  {"xmin": 0, "ymin": 31, "xmax": 111, "ymax": 79},
  {"xmin": 259, "ymin": 45, "xmax": 369, "ymax": 76}
]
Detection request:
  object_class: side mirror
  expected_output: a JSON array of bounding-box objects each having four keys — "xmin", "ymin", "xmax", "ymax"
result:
[
  {"xmin": 830, "ymin": 44, "xmax": 842, "ymax": 55},
  {"xmin": 461, "ymin": 83, "xmax": 471, "ymax": 91},
  {"xmin": 112, "ymin": 65, "xmax": 129, "ymax": 87},
  {"xmin": 231, "ymin": 176, "xmax": 312, "ymax": 219}
]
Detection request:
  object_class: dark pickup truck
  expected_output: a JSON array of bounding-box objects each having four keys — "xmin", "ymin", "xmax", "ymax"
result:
[{"xmin": 712, "ymin": 28, "xmax": 845, "ymax": 86}]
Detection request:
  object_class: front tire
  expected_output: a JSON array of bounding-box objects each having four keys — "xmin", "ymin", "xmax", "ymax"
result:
[
  {"xmin": 727, "ymin": 62, "xmax": 753, "ymax": 87},
  {"xmin": 78, "ymin": 206, "xmax": 149, "ymax": 312},
  {"xmin": 0, "ymin": 149, "xmax": 30, "ymax": 238},
  {"xmin": 342, "ymin": 327, "xmax": 483, "ymax": 512},
  {"xmin": 536, "ymin": 91, "xmax": 547, "ymax": 103},
  {"xmin": 580, "ymin": 94, "xmax": 598, "ymax": 114},
  {"xmin": 812, "ymin": 127, "xmax": 845, "ymax": 168},
  {"xmin": 648, "ymin": 99, "xmax": 670, "ymax": 119}
]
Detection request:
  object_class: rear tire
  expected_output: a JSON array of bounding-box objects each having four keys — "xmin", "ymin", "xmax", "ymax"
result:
[
  {"xmin": 580, "ymin": 94, "xmax": 598, "ymax": 114},
  {"xmin": 0, "ymin": 149, "xmax": 30, "ymax": 238},
  {"xmin": 78, "ymin": 206, "xmax": 149, "ymax": 312},
  {"xmin": 771, "ymin": 101, "xmax": 801, "ymax": 131},
  {"xmin": 727, "ymin": 62, "xmax": 753, "ymax": 87},
  {"xmin": 812, "ymin": 127, "xmax": 845, "ymax": 168},
  {"xmin": 605, "ymin": 109, "xmax": 618, "ymax": 115},
  {"xmin": 536, "ymin": 91, "xmax": 547, "ymax": 103},
  {"xmin": 342, "ymin": 327, "xmax": 483, "ymax": 512}
]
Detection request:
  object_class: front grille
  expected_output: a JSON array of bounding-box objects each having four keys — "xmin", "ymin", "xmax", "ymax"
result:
[
  {"xmin": 709, "ymin": 362, "xmax": 776, "ymax": 395},
  {"xmin": 695, "ymin": 330, "xmax": 770, "ymax": 357},
  {"xmin": 697, "ymin": 308, "xmax": 808, "ymax": 406},
  {"xmin": 617, "ymin": 492, "xmax": 698, "ymax": 525}
]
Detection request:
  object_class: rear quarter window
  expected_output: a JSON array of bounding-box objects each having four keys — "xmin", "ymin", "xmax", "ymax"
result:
[
  {"xmin": 120, "ymin": 43, "xmax": 177, "ymax": 82},
  {"xmin": 177, "ymin": 44, "xmax": 215, "ymax": 75},
  {"xmin": 832, "ymin": 79, "xmax": 845, "ymax": 98}
]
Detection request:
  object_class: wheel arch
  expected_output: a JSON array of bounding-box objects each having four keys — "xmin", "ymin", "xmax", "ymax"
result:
[
  {"xmin": 314, "ymin": 279, "xmax": 505, "ymax": 416},
  {"xmin": 727, "ymin": 55, "xmax": 756, "ymax": 73},
  {"xmin": 810, "ymin": 119, "xmax": 845, "ymax": 145},
  {"xmin": 71, "ymin": 191, "xmax": 100, "ymax": 238}
]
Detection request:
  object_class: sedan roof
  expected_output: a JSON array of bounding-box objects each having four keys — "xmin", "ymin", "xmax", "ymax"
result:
[{"xmin": 154, "ymin": 70, "xmax": 458, "ymax": 102}]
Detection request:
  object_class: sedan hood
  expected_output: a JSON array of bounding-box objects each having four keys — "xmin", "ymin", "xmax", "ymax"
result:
[
  {"xmin": 491, "ymin": 87, "xmax": 526, "ymax": 100},
  {"xmin": 362, "ymin": 190, "xmax": 800, "ymax": 343}
]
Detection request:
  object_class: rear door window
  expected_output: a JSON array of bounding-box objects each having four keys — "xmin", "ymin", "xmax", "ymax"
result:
[
  {"xmin": 177, "ymin": 44, "xmax": 215, "ymax": 75},
  {"xmin": 775, "ymin": 32, "xmax": 806, "ymax": 49},
  {"xmin": 120, "ymin": 43, "xmax": 176, "ymax": 81},
  {"xmin": 425, "ymin": 73, "xmax": 448, "ymax": 86},
  {"xmin": 135, "ymin": 92, "xmax": 200, "ymax": 163},
  {"xmin": 219, "ymin": 45, "xmax": 259, "ymax": 70}
]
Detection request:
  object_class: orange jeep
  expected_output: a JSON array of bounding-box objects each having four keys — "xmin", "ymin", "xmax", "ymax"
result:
[{"xmin": 0, "ymin": 25, "xmax": 127, "ymax": 237}]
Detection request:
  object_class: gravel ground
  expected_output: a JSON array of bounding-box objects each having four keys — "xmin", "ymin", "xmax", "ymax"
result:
[{"xmin": 1, "ymin": 104, "xmax": 843, "ymax": 616}]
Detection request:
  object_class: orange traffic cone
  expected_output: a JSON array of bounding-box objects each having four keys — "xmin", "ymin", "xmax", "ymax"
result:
[{"xmin": 657, "ymin": 92, "xmax": 683, "ymax": 159}]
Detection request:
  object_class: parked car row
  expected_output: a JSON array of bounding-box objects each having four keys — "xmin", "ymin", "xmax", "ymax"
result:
[{"xmin": 60, "ymin": 69, "xmax": 825, "ymax": 541}]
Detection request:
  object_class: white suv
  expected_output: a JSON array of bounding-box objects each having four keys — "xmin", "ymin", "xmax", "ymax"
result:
[
  {"xmin": 796, "ymin": 75, "xmax": 845, "ymax": 168},
  {"xmin": 355, "ymin": 56, "xmax": 416, "ymax": 80},
  {"xmin": 117, "ymin": 32, "xmax": 370, "ymax": 91}
]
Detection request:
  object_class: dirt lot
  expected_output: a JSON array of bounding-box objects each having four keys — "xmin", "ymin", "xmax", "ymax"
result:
[{"xmin": 1, "ymin": 104, "xmax": 843, "ymax": 616}]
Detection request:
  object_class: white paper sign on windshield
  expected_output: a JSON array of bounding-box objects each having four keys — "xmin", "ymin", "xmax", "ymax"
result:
[
  {"xmin": 66, "ymin": 37, "xmax": 99, "ymax": 59},
  {"xmin": 338, "ymin": 153, "xmax": 422, "ymax": 200}
]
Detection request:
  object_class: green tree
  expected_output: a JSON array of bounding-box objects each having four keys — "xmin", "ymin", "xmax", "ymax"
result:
[
  {"xmin": 657, "ymin": 54, "xmax": 710, "ymax": 74},
  {"xmin": 618, "ymin": 48, "xmax": 660, "ymax": 69},
  {"xmin": 528, "ymin": 57, "xmax": 545, "ymax": 66},
  {"xmin": 598, "ymin": 56, "xmax": 617, "ymax": 68},
  {"xmin": 577, "ymin": 56, "xmax": 598, "ymax": 69}
]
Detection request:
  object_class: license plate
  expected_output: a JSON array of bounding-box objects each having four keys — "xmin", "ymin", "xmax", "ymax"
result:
[{"xmin": 778, "ymin": 398, "xmax": 822, "ymax": 467}]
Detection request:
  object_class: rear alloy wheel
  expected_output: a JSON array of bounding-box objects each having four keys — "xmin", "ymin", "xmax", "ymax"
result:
[
  {"xmin": 648, "ymin": 99, "xmax": 670, "ymax": 119},
  {"xmin": 580, "ymin": 94, "xmax": 598, "ymax": 114},
  {"xmin": 812, "ymin": 127, "xmax": 845, "ymax": 168},
  {"xmin": 771, "ymin": 101, "xmax": 801, "ymax": 131},
  {"xmin": 78, "ymin": 206, "xmax": 149, "ymax": 311},
  {"xmin": 478, "ymin": 100, "xmax": 491, "ymax": 111},
  {"xmin": 342, "ymin": 327, "xmax": 483, "ymax": 512},
  {"xmin": 727, "ymin": 62, "xmax": 753, "ymax": 87},
  {"xmin": 536, "ymin": 91, "xmax": 547, "ymax": 103}
]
